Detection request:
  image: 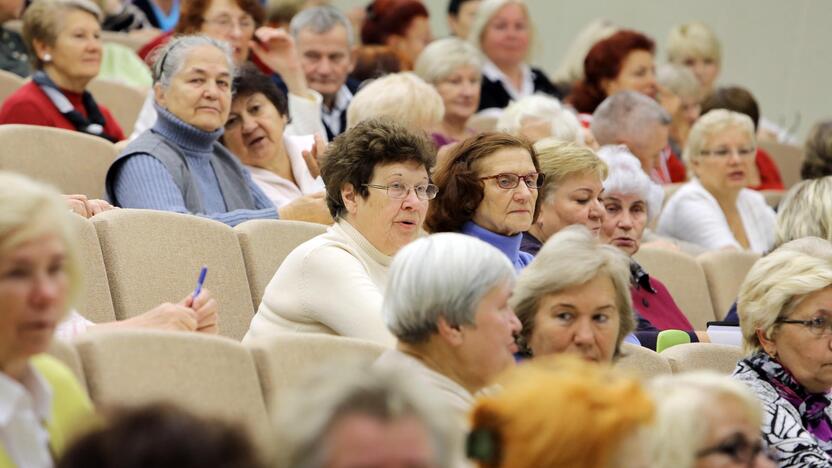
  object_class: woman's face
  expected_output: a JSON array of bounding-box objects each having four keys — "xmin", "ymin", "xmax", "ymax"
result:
[
  {"xmin": 343, "ymin": 160, "xmax": 430, "ymax": 256},
  {"xmin": 528, "ymin": 273, "xmax": 620, "ymax": 363},
  {"xmin": 600, "ymin": 192, "xmax": 648, "ymax": 257},
  {"xmin": 40, "ymin": 9, "xmax": 102, "ymax": 88},
  {"xmin": 765, "ymin": 286, "xmax": 832, "ymax": 394},
  {"xmin": 535, "ymin": 172, "xmax": 604, "ymax": 242},
  {"xmin": 155, "ymin": 45, "xmax": 233, "ymax": 132},
  {"xmin": 199, "ymin": 0, "xmax": 256, "ymax": 65},
  {"xmin": 434, "ymin": 64, "xmax": 481, "ymax": 124},
  {"xmin": 390, "ymin": 16, "xmax": 432, "ymax": 65},
  {"xmin": 691, "ymin": 126, "xmax": 755, "ymax": 195},
  {"xmin": 682, "ymin": 55, "xmax": 720, "ymax": 94},
  {"xmin": 602, "ymin": 49, "xmax": 657, "ymax": 99},
  {"xmin": 694, "ymin": 396, "xmax": 776, "ymax": 468},
  {"xmin": 472, "ymin": 146, "xmax": 538, "ymax": 236},
  {"xmin": 0, "ymin": 234, "xmax": 69, "ymax": 370},
  {"xmin": 480, "ymin": 3, "xmax": 529, "ymax": 68},
  {"xmin": 224, "ymin": 92, "xmax": 287, "ymax": 168}
]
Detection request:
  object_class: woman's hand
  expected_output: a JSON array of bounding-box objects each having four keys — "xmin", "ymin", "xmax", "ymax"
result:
[
  {"xmin": 120, "ymin": 302, "xmax": 199, "ymax": 331},
  {"xmin": 182, "ymin": 288, "xmax": 219, "ymax": 334},
  {"xmin": 249, "ymin": 27, "xmax": 312, "ymax": 99},
  {"xmin": 64, "ymin": 194, "xmax": 118, "ymax": 218},
  {"xmin": 278, "ymin": 192, "xmax": 333, "ymax": 225},
  {"xmin": 301, "ymin": 134, "xmax": 327, "ymax": 179}
]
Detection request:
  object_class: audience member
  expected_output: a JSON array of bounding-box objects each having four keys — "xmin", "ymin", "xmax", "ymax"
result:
[
  {"xmin": 648, "ymin": 372, "xmax": 776, "ymax": 468},
  {"xmin": 346, "ymin": 71, "xmax": 444, "ymax": 131},
  {"xmin": 349, "ymin": 44, "xmax": 403, "ymax": 81},
  {"xmin": 427, "ymin": 132, "xmax": 541, "ymax": 270},
  {"xmin": 802, "ymin": 120, "xmax": 832, "ymax": 180},
  {"xmin": 0, "ymin": 0, "xmax": 125, "ymax": 141},
  {"xmin": 0, "ymin": 0, "xmax": 31, "ymax": 77},
  {"xmin": 733, "ymin": 238, "xmax": 832, "ymax": 466},
  {"xmin": 656, "ymin": 63, "xmax": 703, "ymax": 157},
  {"xmin": 414, "ymin": 37, "xmax": 482, "ymax": 147},
  {"xmin": 468, "ymin": 355, "xmax": 653, "ymax": 468},
  {"xmin": 701, "ymin": 86, "xmax": 784, "ymax": 190},
  {"xmin": 469, "ymin": 0, "xmax": 562, "ymax": 111},
  {"xmin": 510, "ymin": 226, "xmax": 635, "ymax": 362},
  {"xmin": 377, "ymin": 233, "xmax": 520, "ymax": 425},
  {"xmin": 273, "ymin": 361, "xmax": 455, "ymax": 468},
  {"xmin": 361, "ymin": 0, "xmax": 432, "ymax": 70},
  {"xmin": 520, "ymin": 139, "xmax": 605, "ymax": 255},
  {"xmin": 551, "ymin": 18, "xmax": 618, "ymax": 92},
  {"xmin": 96, "ymin": 0, "xmax": 154, "ymax": 32},
  {"xmin": 658, "ymin": 109, "xmax": 776, "ymax": 252},
  {"xmin": 222, "ymin": 64, "xmax": 327, "ymax": 212},
  {"xmin": 290, "ymin": 5, "xmax": 361, "ymax": 140},
  {"xmin": 132, "ymin": 0, "xmax": 179, "ymax": 31},
  {"xmin": 496, "ymin": 94, "xmax": 584, "ymax": 145},
  {"xmin": 447, "ymin": 0, "xmax": 480, "ymax": 39},
  {"xmin": 666, "ymin": 21, "xmax": 721, "ymax": 97},
  {"xmin": 244, "ymin": 118, "xmax": 435, "ymax": 345}
]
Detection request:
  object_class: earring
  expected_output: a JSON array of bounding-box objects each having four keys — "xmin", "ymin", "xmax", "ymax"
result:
[{"xmin": 42, "ymin": 53, "xmax": 52, "ymax": 62}]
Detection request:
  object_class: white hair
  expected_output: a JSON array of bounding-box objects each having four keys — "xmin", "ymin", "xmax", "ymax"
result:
[
  {"xmin": 289, "ymin": 5, "xmax": 354, "ymax": 48},
  {"xmin": 346, "ymin": 72, "xmax": 444, "ymax": 130},
  {"xmin": 497, "ymin": 94, "xmax": 584, "ymax": 144},
  {"xmin": 383, "ymin": 232, "xmax": 515, "ymax": 344},
  {"xmin": 414, "ymin": 37, "xmax": 482, "ymax": 84},
  {"xmin": 656, "ymin": 63, "xmax": 702, "ymax": 101},
  {"xmin": 590, "ymin": 91, "xmax": 670, "ymax": 147},
  {"xmin": 597, "ymin": 145, "xmax": 664, "ymax": 222},
  {"xmin": 151, "ymin": 35, "xmax": 236, "ymax": 90}
]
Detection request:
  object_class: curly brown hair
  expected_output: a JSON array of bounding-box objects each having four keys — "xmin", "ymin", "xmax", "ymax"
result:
[{"xmin": 426, "ymin": 132, "xmax": 541, "ymax": 233}]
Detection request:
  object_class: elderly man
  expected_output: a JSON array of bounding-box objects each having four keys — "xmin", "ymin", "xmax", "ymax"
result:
[
  {"xmin": 290, "ymin": 5, "xmax": 360, "ymax": 140},
  {"xmin": 591, "ymin": 91, "xmax": 682, "ymax": 184}
]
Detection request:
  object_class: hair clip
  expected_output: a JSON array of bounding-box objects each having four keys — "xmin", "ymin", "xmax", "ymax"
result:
[{"xmin": 466, "ymin": 427, "xmax": 501, "ymax": 464}]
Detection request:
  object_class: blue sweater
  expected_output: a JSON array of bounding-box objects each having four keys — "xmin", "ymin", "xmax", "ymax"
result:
[
  {"xmin": 460, "ymin": 221, "xmax": 533, "ymax": 271},
  {"xmin": 112, "ymin": 105, "xmax": 278, "ymax": 226}
]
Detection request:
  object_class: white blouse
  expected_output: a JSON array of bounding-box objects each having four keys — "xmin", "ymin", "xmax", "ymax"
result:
[
  {"xmin": 0, "ymin": 365, "xmax": 53, "ymax": 468},
  {"xmin": 245, "ymin": 134, "xmax": 325, "ymax": 208}
]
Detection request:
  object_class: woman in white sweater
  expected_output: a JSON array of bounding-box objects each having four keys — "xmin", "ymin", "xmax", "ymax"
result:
[
  {"xmin": 657, "ymin": 109, "xmax": 775, "ymax": 253},
  {"xmin": 243, "ymin": 118, "xmax": 437, "ymax": 345}
]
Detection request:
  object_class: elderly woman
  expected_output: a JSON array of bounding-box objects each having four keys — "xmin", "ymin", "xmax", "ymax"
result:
[
  {"xmin": 657, "ymin": 109, "xmax": 776, "ymax": 252},
  {"xmin": 649, "ymin": 372, "xmax": 776, "ymax": 468},
  {"xmin": 802, "ymin": 120, "xmax": 832, "ymax": 179},
  {"xmin": 519, "ymin": 139, "xmax": 605, "ymax": 255},
  {"xmin": 414, "ymin": 37, "xmax": 482, "ymax": 147},
  {"xmin": 243, "ymin": 119, "xmax": 436, "ymax": 346},
  {"xmin": 222, "ymin": 64, "xmax": 325, "ymax": 209},
  {"xmin": 468, "ymin": 355, "xmax": 654, "ymax": 468},
  {"xmin": 666, "ymin": 21, "xmax": 721, "ymax": 97},
  {"xmin": 733, "ymin": 238, "xmax": 832, "ymax": 466},
  {"xmin": 0, "ymin": 0, "xmax": 125, "ymax": 141},
  {"xmin": 657, "ymin": 63, "xmax": 703, "ymax": 156},
  {"xmin": 469, "ymin": 0, "xmax": 562, "ymax": 111},
  {"xmin": 346, "ymin": 71, "xmax": 444, "ymax": 132},
  {"xmin": 510, "ymin": 226, "xmax": 634, "ymax": 363},
  {"xmin": 361, "ymin": 0, "xmax": 432, "ymax": 69},
  {"xmin": 496, "ymin": 94, "xmax": 586, "ymax": 145},
  {"xmin": 427, "ymin": 132, "xmax": 540, "ymax": 270},
  {"xmin": 376, "ymin": 233, "xmax": 521, "ymax": 424}
]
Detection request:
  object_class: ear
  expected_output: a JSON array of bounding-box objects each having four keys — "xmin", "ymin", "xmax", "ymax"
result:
[
  {"xmin": 347, "ymin": 47, "xmax": 357, "ymax": 74},
  {"xmin": 341, "ymin": 183, "xmax": 359, "ymax": 215},
  {"xmin": 756, "ymin": 328, "xmax": 777, "ymax": 356},
  {"xmin": 153, "ymin": 82, "xmax": 166, "ymax": 108},
  {"xmin": 437, "ymin": 316, "xmax": 464, "ymax": 347},
  {"xmin": 32, "ymin": 38, "xmax": 51, "ymax": 62}
]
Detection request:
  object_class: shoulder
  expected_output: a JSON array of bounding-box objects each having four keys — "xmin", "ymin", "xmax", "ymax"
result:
[
  {"xmin": 0, "ymin": 82, "xmax": 51, "ymax": 122},
  {"xmin": 530, "ymin": 67, "xmax": 563, "ymax": 98}
]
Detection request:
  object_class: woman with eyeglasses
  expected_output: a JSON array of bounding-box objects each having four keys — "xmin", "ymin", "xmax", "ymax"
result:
[
  {"xmin": 244, "ymin": 119, "xmax": 436, "ymax": 346},
  {"xmin": 733, "ymin": 237, "xmax": 832, "ymax": 467},
  {"xmin": 648, "ymin": 372, "xmax": 777, "ymax": 468},
  {"xmin": 657, "ymin": 109, "xmax": 776, "ymax": 253},
  {"xmin": 426, "ymin": 132, "xmax": 541, "ymax": 270}
]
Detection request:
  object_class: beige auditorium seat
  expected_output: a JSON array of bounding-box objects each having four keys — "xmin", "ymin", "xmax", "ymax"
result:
[
  {"xmin": 47, "ymin": 340, "xmax": 86, "ymax": 392},
  {"xmin": 660, "ymin": 343, "xmax": 745, "ymax": 375},
  {"xmin": 761, "ymin": 190, "xmax": 785, "ymax": 209},
  {"xmin": 633, "ymin": 246, "xmax": 716, "ymax": 329},
  {"xmin": 235, "ymin": 219, "xmax": 327, "ymax": 309},
  {"xmin": 698, "ymin": 250, "xmax": 761, "ymax": 320},
  {"xmin": 92, "ymin": 209, "xmax": 255, "ymax": 340},
  {"xmin": 68, "ymin": 213, "xmax": 117, "ymax": 324},
  {"xmin": 0, "ymin": 68, "xmax": 23, "ymax": 102},
  {"xmin": 615, "ymin": 342, "xmax": 672, "ymax": 380},
  {"xmin": 88, "ymin": 78, "xmax": 146, "ymax": 136},
  {"xmin": 759, "ymin": 141, "xmax": 804, "ymax": 189},
  {"xmin": 247, "ymin": 334, "xmax": 387, "ymax": 408},
  {"xmin": 0, "ymin": 124, "xmax": 116, "ymax": 198},
  {"xmin": 74, "ymin": 330, "xmax": 271, "ymax": 445}
]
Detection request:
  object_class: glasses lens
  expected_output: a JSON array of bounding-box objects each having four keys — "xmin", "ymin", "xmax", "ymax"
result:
[
  {"xmin": 523, "ymin": 173, "xmax": 543, "ymax": 189},
  {"xmin": 419, "ymin": 184, "xmax": 439, "ymax": 200},
  {"xmin": 387, "ymin": 183, "xmax": 406, "ymax": 199},
  {"xmin": 495, "ymin": 174, "xmax": 519, "ymax": 189}
]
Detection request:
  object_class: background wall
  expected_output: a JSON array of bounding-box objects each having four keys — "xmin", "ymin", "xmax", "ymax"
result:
[{"xmin": 334, "ymin": 0, "xmax": 831, "ymax": 141}]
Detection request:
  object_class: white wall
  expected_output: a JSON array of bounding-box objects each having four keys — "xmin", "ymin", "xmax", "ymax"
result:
[{"xmin": 334, "ymin": 0, "xmax": 832, "ymax": 140}]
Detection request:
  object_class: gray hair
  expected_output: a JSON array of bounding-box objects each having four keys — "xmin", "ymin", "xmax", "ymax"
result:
[
  {"xmin": 272, "ymin": 359, "xmax": 454, "ymax": 468},
  {"xmin": 383, "ymin": 232, "xmax": 515, "ymax": 344},
  {"xmin": 683, "ymin": 109, "xmax": 755, "ymax": 166},
  {"xmin": 346, "ymin": 72, "xmax": 444, "ymax": 130},
  {"xmin": 151, "ymin": 35, "xmax": 236, "ymax": 90},
  {"xmin": 775, "ymin": 176, "xmax": 832, "ymax": 248},
  {"xmin": 497, "ymin": 94, "xmax": 584, "ymax": 144},
  {"xmin": 590, "ymin": 91, "xmax": 671, "ymax": 147},
  {"xmin": 597, "ymin": 145, "xmax": 664, "ymax": 222},
  {"xmin": 289, "ymin": 5, "xmax": 354, "ymax": 48},
  {"xmin": 656, "ymin": 63, "xmax": 702, "ymax": 101},
  {"xmin": 414, "ymin": 37, "xmax": 482, "ymax": 84}
]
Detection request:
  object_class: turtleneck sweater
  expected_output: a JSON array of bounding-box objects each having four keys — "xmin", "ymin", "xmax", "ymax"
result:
[
  {"xmin": 460, "ymin": 221, "xmax": 533, "ymax": 271},
  {"xmin": 112, "ymin": 104, "xmax": 278, "ymax": 226}
]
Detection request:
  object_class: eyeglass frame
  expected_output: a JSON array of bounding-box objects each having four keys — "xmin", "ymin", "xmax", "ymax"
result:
[
  {"xmin": 698, "ymin": 146, "xmax": 756, "ymax": 158},
  {"xmin": 696, "ymin": 433, "xmax": 777, "ymax": 466},
  {"xmin": 775, "ymin": 316, "xmax": 832, "ymax": 337},
  {"xmin": 362, "ymin": 183, "xmax": 439, "ymax": 200},
  {"xmin": 202, "ymin": 14, "xmax": 257, "ymax": 33},
  {"xmin": 478, "ymin": 172, "xmax": 544, "ymax": 190}
]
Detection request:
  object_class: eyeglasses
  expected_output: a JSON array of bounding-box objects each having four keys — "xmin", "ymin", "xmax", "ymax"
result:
[
  {"xmin": 363, "ymin": 182, "xmax": 439, "ymax": 200},
  {"xmin": 697, "ymin": 433, "xmax": 777, "ymax": 466},
  {"xmin": 203, "ymin": 15, "xmax": 256, "ymax": 33},
  {"xmin": 479, "ymin": 172, "xmax": 544, "ymax": 190},
  {"xmin": 776, "ymin": 316, "xmax": 832, "ymax": 337},
  {"xmin": 699, "ymin": 146, "xmax": 756, "ymax": 158}
]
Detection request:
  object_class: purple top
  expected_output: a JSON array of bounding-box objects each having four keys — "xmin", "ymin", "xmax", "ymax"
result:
[{"xmin": 460, "ymin": 221, "xmax": 533, "ymax": 271}]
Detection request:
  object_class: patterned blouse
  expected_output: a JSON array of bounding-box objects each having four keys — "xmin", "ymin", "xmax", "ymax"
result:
[{"xmin": 733, "ymin": 352, "xmax": 832, "ymax": 467}]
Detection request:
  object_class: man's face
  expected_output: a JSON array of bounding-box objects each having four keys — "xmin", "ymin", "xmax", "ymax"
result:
[{"xmin": 297, "ymin": 24, "xmax": 354, "ymax": 103}]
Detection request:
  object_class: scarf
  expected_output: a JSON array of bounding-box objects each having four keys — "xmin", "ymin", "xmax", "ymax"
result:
[{"xmin": 32, "ymin": 71, "xmax": 118, "ymax": 142}]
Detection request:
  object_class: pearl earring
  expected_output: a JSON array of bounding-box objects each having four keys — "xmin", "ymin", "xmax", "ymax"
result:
[{"xmin": 42, "ymin": 53, "xmax": 52, "ymax": 62}]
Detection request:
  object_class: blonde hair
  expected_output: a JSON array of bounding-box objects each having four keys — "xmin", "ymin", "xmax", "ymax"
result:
[
  {"xmin": 648, "ymin": 372, "xmax": 762, "ymax": 468},
  {"xmin": 656, "ymin": 63, "xmax": 703, "ymax": 101},
  {"xmin": 469, "ymin": 354, "xmax": 653, "ymax": 468},
  {"xmin": 346, "ymin": 72, "xmax": 444, "ymax": 131},
  {"xmin": 414, "ymin": 37, "xmax": 482, "ymax": 84},
  {"xmin": 737, "ymin": 237, "xmax": 832, "ymax": 355},
  {"xmin": 468, "ymin": 0, "xmax": 533, "ymax": 58},
  {"xmin": 0, "ymin": 172, "xmax": 81, "ymax": 312},
  {"xmin": 552, "ymin": 18, "xmax": 619, "ymax": 85},
  {"xmin": 683, "ymin": 109, "xmax": 755, "ymax": 166},
  {"xmin": 532, "ymin": 138, "xmax": 607, "ymax": 204},
  {"xmin": 497, "ymin": 95, "xmax": 584, "ymax": 145},
  {"xmin": 666, "ymin": 21, "xmax": 721, "ymax": 65},
  {"xmin": 774, "ymin": 177, "xmax": 832, "ymax": 248},
  {"xmin": 22, "ymin": 0, "xmax": 103, "ymax": 69}
]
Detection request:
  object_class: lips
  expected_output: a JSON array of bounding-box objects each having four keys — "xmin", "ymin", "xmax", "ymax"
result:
[
  {"xmin": 728, "ymin": 170, "xmax": 745, "ymax": 180},
  {"xmin": 20, "ymin": 320, "xmax": 55, "ymax": 334},
  {"xmin": 246, "ymin": 135, "xmax": 267, "ymax": 148}
]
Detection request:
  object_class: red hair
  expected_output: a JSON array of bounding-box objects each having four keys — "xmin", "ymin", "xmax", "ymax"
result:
[
  {"xmin": 566, "ymin": 29, "xmax": 655, "ymax": 114},
  {"xmin": 361, "ymin": 0, "xmax": 429, "ymax": 46}
]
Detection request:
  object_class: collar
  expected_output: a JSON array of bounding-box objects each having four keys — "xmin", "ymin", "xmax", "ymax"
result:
[
  {"xmin": 629, "ymin": 260, "xmax": 656, "ymax": 293},
  {"xmin": 481, "ymin": 59, "xmax": 533, "ymax": 101},
  {"xmin": 323, "ymin": 84, "xmax": 353, "ymax": 114},
  {"xmin": 461, "ymin": 221, "xmax": 523, "ymax": 263},
  {"xmin": 0, "ymin": 364, "xmax": 53, "ymax": 427},
  {"xmin": 152, "ymin": 101, "xmax": 223, "ymax": 153}
]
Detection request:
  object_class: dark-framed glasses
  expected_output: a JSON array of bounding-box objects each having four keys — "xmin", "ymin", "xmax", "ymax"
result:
[
  {"xmin": 699, "ymin": 146, "xmax": 756, "ymax": 158},
  {"xmin": 776, "ymin": 316, "xmax": 832, "ymax": 337},
  {"xmin": 479, "ymin": 172, "xmax": 544, "ymax": 190},
  {"xmin": 697, "ymin": 433, "xmax": 777, "ymax": 466},
  {"xmin": 363, "ymin": 182, "xmax": 439, "ymax": 200}
]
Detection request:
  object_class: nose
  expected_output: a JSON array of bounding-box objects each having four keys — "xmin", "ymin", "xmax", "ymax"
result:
[
  {"xmin": 30, "ymin": 273, "xmax": 61, "ymax": 309},
  {"xmin": 572, "ymin": 318, "xmax": 595, "ymax": 346},
  {"xmin": 513, "ymin": 181, "xmax": 533, "ymax": 201},
  {"xmin": 400, "ymin": 186, "xmax": 422, "ymax": 209},
  {"xmin": 589, "ymin": 198, "xmax": 604, "ymax": 222},
  {"xmin": 316, "ymin": 57, "xmax": 333, "ymax": 75},
  {"xmin": 240, "ymin": 112, "xmax": 257, "ymax": 134},
  {"xmin": 617, "ymin": 211, "xmax": 633, "ymax": 230}
]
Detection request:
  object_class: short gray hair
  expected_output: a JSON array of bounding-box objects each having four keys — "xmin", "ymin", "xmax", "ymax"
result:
[
  {"xmin": 414, "ymin": 37, "xmax": 482, "ymax": 84},
  {"xmin": 656, "ymin": 63, "xmax": 702, "ymax": 101},
  {"xmin": 775, "ymin": 176, "xmax": 832, "ymax": 248},
  {"xmin": 346, "ymin": 72, "xmax": 444, "ymax": 130},
  {"xmin": 383, "ymin": 233, "xmax": 515, "ymax": 344},
  {"xmin": 683, "ymin": 109, "xmax": 755, "ymax": 166},
  {"xmin": 597, "ymin": 145, "xmax": 664, "ymax": 222},
  {"xmin": 497, "ymin": 94, "xmax": 583, "ymax": 144},
  {"xmin": 591, "ymin": 91, "xmax": 671, "ymax": 147},
  {"xmin": 151, "ymin": 35, "xmax": 236, "ymax": 90},
  {"xmin": 289, "ymin": 5, "xmax": 354, "ymax": 48}
]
